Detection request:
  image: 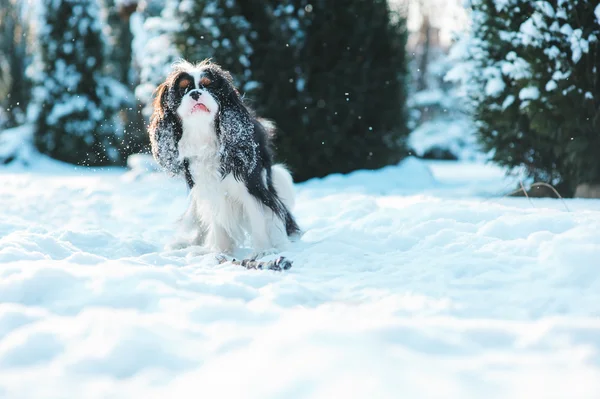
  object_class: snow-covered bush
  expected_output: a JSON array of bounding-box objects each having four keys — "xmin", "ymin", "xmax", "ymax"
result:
[
  {"xmin": 448, "ymin": 0, "xmax": 600, "ymax": 195},
  {"xmin": 29, "ymin": 0, "xmax": 131, "ymax": 166}
]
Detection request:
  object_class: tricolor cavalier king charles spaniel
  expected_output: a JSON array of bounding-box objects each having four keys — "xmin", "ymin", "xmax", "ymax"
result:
[{"xmin": 149, "ymin": 59, "xmax": 301, "ymax": 256}]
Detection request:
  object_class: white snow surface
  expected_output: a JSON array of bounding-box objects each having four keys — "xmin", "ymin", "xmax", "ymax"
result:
[{"xmin": 1, "ymin": 156, "xmax": 600, "ymax": 398}]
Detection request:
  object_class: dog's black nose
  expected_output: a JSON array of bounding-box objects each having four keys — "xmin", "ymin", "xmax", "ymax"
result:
[{"xmin": 190, "ymin": 91, "xmax": 200, "ymax": 101}]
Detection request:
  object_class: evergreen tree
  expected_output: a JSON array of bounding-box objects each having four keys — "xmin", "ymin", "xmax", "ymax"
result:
[
  {"xmin": 30, "ymin": 0, "xmax": 130, "ymax": 166},
  {"xmin": 243, "ymin": 0, "xmax": 409, "ymax": 181},
  {"xmin": 239, "ymin": 0, "xmax": 313, "ymax": 163},
  {"xmin": 448, "ymin": 0, "xmax": 600, "ymax": 195},
  {"xmin": 0, "ymin": 0, "xmax": 30, "ymax": 128},
  {"xmin": 173, "ymin": 0, "xmax": 256, "ymax": 94}
]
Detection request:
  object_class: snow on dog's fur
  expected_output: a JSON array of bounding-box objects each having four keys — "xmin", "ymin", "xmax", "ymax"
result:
[{"xmin": 148, "ymin": 59, "xmax": 301, "ymax": 256}]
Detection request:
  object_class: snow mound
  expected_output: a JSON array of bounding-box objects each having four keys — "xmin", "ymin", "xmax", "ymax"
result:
[
  {"xmin": 300, "ymin": 156, "xmax": 438, "ymax": 196},
  {"xmin": 1, "ymin": 159, "xmax": 600, "ymax": 398}
]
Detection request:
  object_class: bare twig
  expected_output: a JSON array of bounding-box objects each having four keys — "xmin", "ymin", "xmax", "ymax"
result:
[
  {"xmin": 529, "ymin": 182, "xmax": 571, "ymax": 212},
  {"xmin": 520, "ymin": 179, "xmax": 534, "ymax": 208},
  {"xmin": 483, "ymin": 180, "xmax": 570, "ymax": 212}
]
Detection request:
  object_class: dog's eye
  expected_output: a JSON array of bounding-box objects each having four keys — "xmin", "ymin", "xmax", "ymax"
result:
[
  {"xmin": 178, "ymin": 79, "xmax": 192, "ymax": 93},
  {"xmin": 200, "ymin": 77, "xmax": 211, "ymax": 87},
  {"xmin": 178, "ymin": 78, "xmax": 191, "ymax": 89}
]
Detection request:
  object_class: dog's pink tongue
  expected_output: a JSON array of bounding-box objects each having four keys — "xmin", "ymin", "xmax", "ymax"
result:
[{"xmin": 193, "ymin": 103, "xmax": 209, "ymax": 113}]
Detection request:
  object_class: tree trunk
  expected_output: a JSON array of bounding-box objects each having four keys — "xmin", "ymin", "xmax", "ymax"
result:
[
  {"xmin": 1, "ymin": 0, "xmax": 29, "ymax": 127},
  {"xmin": 416, "ymin": 14, "xmax": 431, "ymax": 92}
]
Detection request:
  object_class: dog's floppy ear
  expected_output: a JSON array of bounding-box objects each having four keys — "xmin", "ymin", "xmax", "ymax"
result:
[
  {"xmin": 217, "ymin": 89, "xmax": 292, "ymax": 226},
  {"xmin": 216, "ymin": 89, "xmax": 261, "ymax": 182},
  {"xmin": 148, "ymin": 82, "xmax": 185, "ymax": 177},
  {"xmin": 151, "ymin": 82, "xmax": 169, "ymax": 119}
]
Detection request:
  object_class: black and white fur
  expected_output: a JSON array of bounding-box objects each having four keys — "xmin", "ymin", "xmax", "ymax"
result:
[{"xmin": 149, "ymin": 59, "xmax": 301, "ymax": 256}]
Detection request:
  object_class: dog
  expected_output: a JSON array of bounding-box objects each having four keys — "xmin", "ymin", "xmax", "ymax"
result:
[{"xmin": 148, "ymin": 59, "xmax": 301, "ymax": 256}]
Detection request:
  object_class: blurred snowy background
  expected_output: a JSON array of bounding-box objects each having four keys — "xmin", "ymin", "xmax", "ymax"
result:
[
  {"xmin": 1, "ymin": 0, "xmax": 479, "ymax": 181},
  {"xmin": 2, "ymin": 0, "xmax": 599, "ymax": 195}
]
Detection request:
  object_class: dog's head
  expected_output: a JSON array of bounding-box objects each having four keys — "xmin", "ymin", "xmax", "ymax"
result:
[
  {"xmin": 148, "ymin": 60, "xmax": 254, "ymax": 172},
  {"xmin": 150, "ymin": 59, "xmax": 245, "ymax": 129}
]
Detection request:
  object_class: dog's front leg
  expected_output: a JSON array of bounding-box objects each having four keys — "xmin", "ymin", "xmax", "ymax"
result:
[
  {"xmin": 165, "ymin": 198, "xmax": 206, "ymax": 250},
  {"xmin": 205, "ymin": 223, "xmax": 235, "ymax": 254},
  {"xmin": 243, "ymin": 198, "xmax": 281, "ymax": 258}
]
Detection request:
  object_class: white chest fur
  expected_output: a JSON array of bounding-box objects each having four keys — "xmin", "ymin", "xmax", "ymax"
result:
[
  {"xmin": 188, "ymin": 162, "xmax": 247, "ymax": 246},
  {"xmin": 177, "ymin": 113, "xmax": 217, "ymax": 161},
  {"xmin": 178, "ymin": 119, "xmax": 248, "ymax": 246}
]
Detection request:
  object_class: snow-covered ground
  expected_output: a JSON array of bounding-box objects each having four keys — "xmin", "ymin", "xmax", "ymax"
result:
[{"xmin": 1, "ymin": 156, "xmax": 600, "ymax": 399}]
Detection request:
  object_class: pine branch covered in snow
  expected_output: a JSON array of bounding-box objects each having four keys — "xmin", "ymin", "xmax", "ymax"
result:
[
  {"xmin": 29, "ymin": 0, "xmax": 132, "ymax": 166},
  {"xmin": 447, "ymin": 0, "xmax": 600, "ymax": 195}
]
